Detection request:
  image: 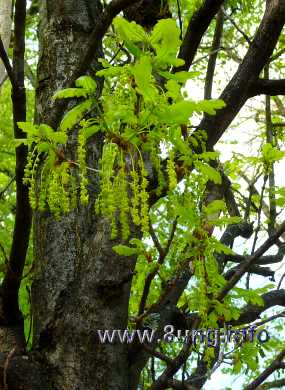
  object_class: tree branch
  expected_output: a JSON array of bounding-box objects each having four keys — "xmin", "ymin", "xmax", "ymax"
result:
[
  {"xmin": 204, "ymin": 9, "xmax": 224, "ymax": 99},
  {"xmin": 175, "ymin": 0, "xmax": 225, "ymax": 72},
  {"xmin": 0, "ymin": 36, "xmax": 16, "ymax": 88},
  {"xmin": 224, "ymin": 264, "xmax": 275, "ymax": 280},
  {"xmin": 249, "ymin": 79, "xmax": 285, "ymax": 97},
  {"xmin": 1, "ymin": 0, "xmax": 31, "ymax": 336},
  {"xmin": 217, "ymin": 221, "xmax": 285, "ymax": 302},
  {"xmin": 225, "ymin": 243, "xmax": 285, "ymax": 265},
  {"xmin": 231, "ymin": 289, "xmax": 285, "ymax": 326},
  {"xmin": 245, "ymin": 348, "xmax": 285, "ymax": 390},
  {"xmin": 138, "ymin": 218, "xmax": 178, "ymax": 316},
  {"xmin": 166, "ymin": 379, "xmax": 198, "ymax": 390},
  {"xmin": 195, "ymin": 0, "xmax": 285, "ymax": 150},
  {"xmin": 257, "ymin": 378, "xmax": 285, "ymax": 389}
]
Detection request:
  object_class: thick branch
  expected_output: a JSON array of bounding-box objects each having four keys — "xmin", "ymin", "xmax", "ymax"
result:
[
  {"xmin": 231, "ymin": 289, "xmax": 285, "ymax": 326},
  {"xmin": 175, "ymin": 0, "xmax": 224, "ymax": 72},
  {"xmin": 249, "ymin": 78, "xmax": 285, "ymax": 97},
  {"xmin": 224, "ymin": 265, "xmax": 275, "ymax": 280},
  {"xmin": 124, "ymin": 0, "xmax": 170, "ymax": 29},
  {"xmin": 225, "ymin": 243, "xmax": 285, "ymax": 265},
  {"xmin": 222, "ymin": 222, "xmax": 253, "ymax": 246},
  {"xmin": 0, "ymin": 36, "xmax": 16, "ymax": 88},
  {"xmin": 257, "ymin": 378, "xmax": 285, "ymax": 389}
]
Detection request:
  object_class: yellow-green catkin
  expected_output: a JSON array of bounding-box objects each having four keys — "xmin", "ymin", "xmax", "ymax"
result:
[
  {"xmin": 60, "ymin": 163, "xmax": 71, "ymax": 214},
  {"xmin": 130, "ymin": 169, "xmax": 140, "ymax": 226},
  {"xmin": 69, "ymin": 174, "xmax": 78, "ymax": 210},
  {"xmin": 139, "ymin": 160, "xmax": 149, "ymax": 235},
  {"xmin": 167, "ymin": 149, "xmax": 177, "ymax": 191},
  {"xmin": 150, "ymin": 147, "xmax": 165, "ymax": 196},
  {"xmin": 46, "ymin": 163, "xmax": 71, "ymax": 218},
  {"xmin": 117, "ymin": 163, "xmax": 130, "ymax": 241},
  {"xmin": 38, "ymin": 179, "xmax": 47, "ymax": 211},
  {"xmin": 47, "ymin": 170, "xmax": 61, "ymax": 218},
  {"xmin": 96, "ymin": 142, "xmax": 118, "ymax": 216},
  {"xmin": 25, "ymin": 150, "xmax": 41, "ymax": 210},
  {"xmin": 77, "ymin": 130, "xmax": 89, "ymax": 205}
]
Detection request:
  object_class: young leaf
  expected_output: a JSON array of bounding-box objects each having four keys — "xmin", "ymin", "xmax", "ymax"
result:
[
  {"xmin": 131, "ymin": 55, "xmax": 157, "ymax": 101},
  {"xmin": 60, "ymin": 99, "xmax": 94, "ymax": 132},
  {"xmin": 150, "ymin": 19, "xmax": 182, "ymax": 68},
  {"xmin": 75, "ymin": 76, "xmax": 97, "ymax": 93},
  {"xmin": 82, "ymin": 125, "xmax": 101, "ymax": 140},
  {"xmin": 196, "ymin": 99, "xmax": 226, "ymax": 115},
  {"xmin": 113, "ymin": 17, "xmax": 146, "ymax": 43},
  {"xmin": 194, "ymin": 161, "xmax": 222, "ymax": 184},
  {"xmin": 53, "ymin": 88, "xmax": 88, "ymax": 99},
  {"xmin": 112, "ymin": 245, "xmax": 139, "ymax": 256}
]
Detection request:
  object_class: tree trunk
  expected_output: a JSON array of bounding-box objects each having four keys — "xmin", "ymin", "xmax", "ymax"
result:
[
  {"xmin": 32, "ymin": 2, "xmax": 137, "ymax": 389},
  {"xmin": 0, "ymin": 0, "xmax": 12, "ymax": 86}
]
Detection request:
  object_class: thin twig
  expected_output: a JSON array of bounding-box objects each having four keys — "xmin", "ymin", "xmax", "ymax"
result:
[
  {"xmin": 278, "ymin": 273, "xmax": 285, "ymax": 290},
  {"xmin": 176, "ymin": 0, "xmax": 183, "ymax": 40},
  {"xmin": 245, "ymin": 348, "xmax": 285, "ymax": 390},
  {"xmin": 142, "ymin": 344, "xmax": 175, "ymax": 366},
  {"xmin": 222, "ymin": 6, "xmax": 252, "ymax": 44}
]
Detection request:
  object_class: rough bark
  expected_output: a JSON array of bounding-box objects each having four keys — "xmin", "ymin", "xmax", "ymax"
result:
[
  {"xmin": 32, "ymin": 1, "xmax": 139, "ymax": 389},
  {"xmin": 0, "ymin": 0, "xmax": 12, "ymax": 87},
  {"xmin": 2, "ymin": 0, "xmax": 285, "ymax": 388}
]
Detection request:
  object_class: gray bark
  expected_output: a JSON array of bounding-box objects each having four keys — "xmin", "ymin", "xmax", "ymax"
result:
[
  {"xmin": 0, "ymin": 0, "xmax": 12, "ymax": 87},
  {"xmin": 32, "ymin": 2, "xmax": 138, "ymax": 389}
]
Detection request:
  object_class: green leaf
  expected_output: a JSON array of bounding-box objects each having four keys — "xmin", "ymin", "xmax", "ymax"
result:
[
  {"xmin": 17, "ymin": 122, "xmax": 37, "ymax": 135},
  {"xmin": 97, "ymin": 66, "xmax": 124, "ymax": 78},
  {"xmin": 194, "ymin": 161, "xmax": 222, "ymax": 184},
  {"xmin": 37, "ymin": 142, "xmax": 51, "ymax": 153},
  {"xmin": 52, "ymin": 132, "xmax": 68, "ymax": 144},
  {"xmin": 159, "ymin": 70, "xmax": 200, "ymax": 83},
  {"xmin": 204, "ymin": 200, "xmax": 226, "ymax": 216},
  {"xmin": 75, "ymin": 76, "xmax": 97, "ymax": 93},
  {"xmin": 158, "ymin": 100, "xmax": 196, "ymax": 124},
  {"xmin": 166, "ymin": 80, "xmax": 181, "ymax": 100},
  {"xmin": 14, "ymin": 139, "xmax": 27, "ymax": 146},
  {"xmin": 113, "ymin": 17, "xmax": 146, "ymax": 43},
  {"xmin": 112, "ymin": 245, "xmax": 139, "ymax": 256},
  {"xmin": 82, "ymin": 125, "xmax": 101, "ymax": 140},
  {"xmin": 131, "ymin": 55, "xmax": 157, "ymax": 101},
  {"xmin": 150, "ymin": 19, "xmax": 182, "ymax": 68},
  {"xmin": 262, "ymin": 143, "xmax": 285, "ymax": 164},
  {"xmin": 196, "ymin": 99, "xmax": 226, "ymax": 115},
  {"xmin": 211, "ymin": 239, "xmax": 235, "ymax": 255},
  {"xmin": 38, "ymin": 124, "xmax": 54, "ymax": 136},
  {"xmin": 60, "ymin": 99, "xmax": 94, "ymax": 132},
  {"xmin": 53, "ymin": 88, "xmax": 88, "ymax": 99}
]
